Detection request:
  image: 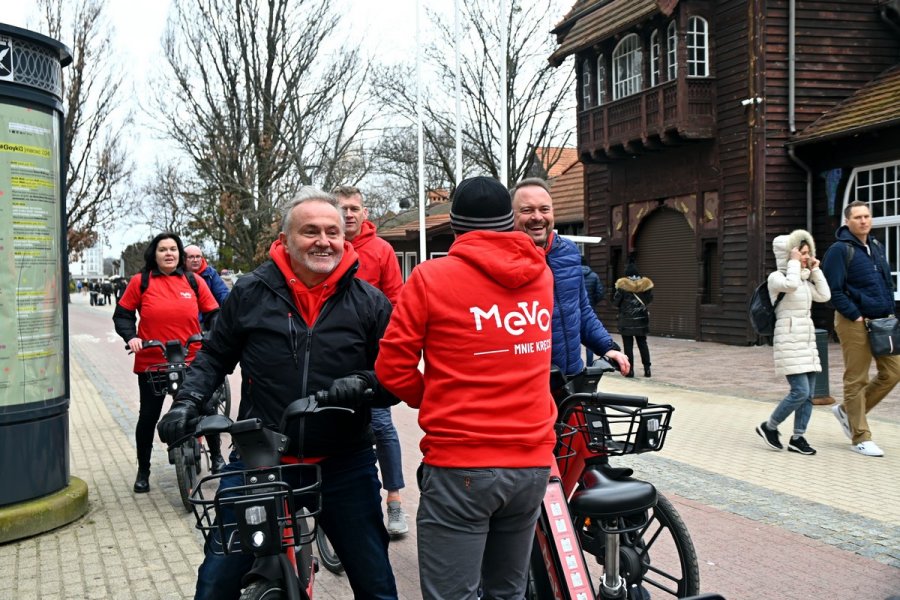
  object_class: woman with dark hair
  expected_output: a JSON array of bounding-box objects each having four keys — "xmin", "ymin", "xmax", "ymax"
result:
[
  {"xmin": 612, "ymin": 261, "xmax": 654, "ymax": 377},
  {"xmin": 113, "ymin": 232, "xmax": 220, "ymax": 493}
]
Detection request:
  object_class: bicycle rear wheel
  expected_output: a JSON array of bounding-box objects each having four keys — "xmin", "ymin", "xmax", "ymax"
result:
[
  {"xmin": 174, "ymin": 441, "xmax": 199, "ymax": 512},
  {"xmin": 578, "ymin": 492, "xmax": 700, "ymax": 598}
]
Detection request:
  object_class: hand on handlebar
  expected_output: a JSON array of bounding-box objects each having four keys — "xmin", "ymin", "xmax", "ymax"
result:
[
  {"xmin": 126, "ymin": 338, "xmax": 143, "ymax": 354},
  {"xmin": 603, "ymin": 350, "xmax": 631, "ymax": 377},
  {"xmin": 157, "ymin": 398, "xmax": 200, "ymax": 444},
  {"xmin": 326, "ymin": 375, "xmax": 369, "ymax": 409}
]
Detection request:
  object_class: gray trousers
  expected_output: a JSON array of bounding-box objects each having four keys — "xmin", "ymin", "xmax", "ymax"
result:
[{"xmin": 416, "ymin": 464, "xmax": 550, "ymax": 600}]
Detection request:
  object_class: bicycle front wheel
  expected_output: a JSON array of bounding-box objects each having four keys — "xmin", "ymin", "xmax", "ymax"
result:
[
  {"xmin": 316, "ymin": 526, "xmax": 344, "ymax": 575},
  {"xmin": 213, "ymin": 378, "xmax": 232, "ymax": 417},
  {"xmin": 240, "ymin": 580, "xmax": 286, "ymax": 600},
  {"xmin": 174, "ymin": 442, "xmax": 198, "ymax": 512}
]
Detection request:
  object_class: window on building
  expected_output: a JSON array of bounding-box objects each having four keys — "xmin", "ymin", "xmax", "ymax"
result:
[
  {"xmin": 582, "ymin": 59, "xmax": 592, "ymax": 108},
  {"xmin": 843, "ymin": 160, "xmax": 900, "ymax": 298},
  {"xmin": 596, "ymin": 55, "xmax": 607, "ymax": 105},
  {"xmin": 666, "ymin": 22, "xmax": 677, "ymax": 81},
  {"xmin": 650, "ymin": 31, "xmax": 660, "ymax": 87},
  {"xmin": 612, "ymin": 34, "xmax": 643, "ymax": 100},
  {"xmin": 687, "ymin": 16, "xmax": 709, "ymax": 77}
]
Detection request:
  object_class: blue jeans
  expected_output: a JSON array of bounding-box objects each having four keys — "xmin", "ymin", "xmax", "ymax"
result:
[
  {"xmin": 194, "ymin": 448, "xmax": 397, "ymax": 600},
  {"xmin": 770, "ymin": 372, "xmax": 816, "ymax": 435},
  {"xmin": 371, "ymin": 407, "xmax": 405, "ymax": 491}
]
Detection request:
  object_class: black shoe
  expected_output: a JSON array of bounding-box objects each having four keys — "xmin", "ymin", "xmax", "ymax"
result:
[
  {"xmin": 644, "ymin": 367, "xmax": 651, "ymax": 377},
  {"xmin": 133, "ymin": 470, "xmax": 150, "ymax": 493},
  {"xmin": 755, "ymin": 422, "xmax": 783, "ymax": 450},
  {"xmin": 788, "ymin": 435, "xmax": 816, "ymax": 455},
  {"xmin": 210, "ymin": 455, "xmax": 226, "ymax": 474},
  {"xmin": 625, "ymin": 370, "xmax": 635, "ymax": 378}
]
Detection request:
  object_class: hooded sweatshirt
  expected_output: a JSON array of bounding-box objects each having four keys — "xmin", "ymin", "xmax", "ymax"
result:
[
  {"xmin": 350, "ymin": 220, "xmax": 404, "ymax": 304},
  {"xmin": 767, "ymin": 229, "xmax": 831, "ymax": 376},
  {"xmin": 375, "ymin": 230, "xmax": 557, "ymax": 468}
]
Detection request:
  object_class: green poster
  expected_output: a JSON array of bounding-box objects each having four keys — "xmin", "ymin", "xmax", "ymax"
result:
[{"xmin": 0, "ymin": 102, "xmax": 64, "ymax": 406}]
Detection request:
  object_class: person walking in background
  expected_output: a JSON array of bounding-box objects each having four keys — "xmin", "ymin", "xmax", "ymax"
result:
[
  {"xmin": 822, "ymin": 200, "xmax": 900, "ymax": 457},
  {"xmin": 613, "ymin": 261, "xmax": 654, "ymax": 377},
  {"xmin": 376, "ymin": 176, "xmax": 556, "ymax": 600},
  {"xmin": 112, "ymin": 232, "xmax": 219, "ymax": 494},
  {"xmin": 511, "ymin": 178, "xmax": 630, "ymax": 377},
  {"xmin": 755, "ymin": 230, "xmax": 831, "ymax": 455},
  {"xmin": 333, "ymin": 184, "xmax": 409, "ymax": 537},
  {"xmin": 581, "ymin": 256, "xmax": 605, "ymax": 365}
]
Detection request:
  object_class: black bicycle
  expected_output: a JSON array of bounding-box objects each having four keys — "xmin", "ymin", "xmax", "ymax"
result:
[{"xmin": 143, "ymin": 334, "xmax": 231, "ymax": 511}]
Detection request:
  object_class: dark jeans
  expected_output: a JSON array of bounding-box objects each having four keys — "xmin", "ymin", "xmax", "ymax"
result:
[
  {"xmin": 195, "ymin": 448, "xmax": 397, "ymax": 600},
  {"xmin": 136, "ymin": 372, "xmax": 167, "ymax": 472},
  {"xmin": 622, "ymin": 335, "xmax": 651, "ymax": 371}
]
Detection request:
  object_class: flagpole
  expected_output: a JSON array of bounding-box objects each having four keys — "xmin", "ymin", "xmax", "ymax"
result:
[
  {"xmin": 500, "ymin": 0, "xmax": 508, "ymax": 186},
  {"xmin": 417, "ymin": 0, "xmax": 427, "ymax": 261},
  {"xmin": 454, "ymin": 0, "xmax": 462, "ymax": 184}
]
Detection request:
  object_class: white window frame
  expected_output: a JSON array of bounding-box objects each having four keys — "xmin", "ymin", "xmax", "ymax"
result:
[
  {"xmin": 402, "ymin": 252, "xmax": 419, "ymax": 281},
  {"xmin": 582, "ymin": 59, "xmax": 592, "ymax": 108},
  {"xmin": 650, "ymin": 31, "xmax": 660, "ymax": 87},
  {"xmin": 842, "ymin": 159, "xmax": 900, "ymax": 299},
  {"xmin": 612, "ymin": 34, "xmax": 643, "ymax": 100},
  {"xmin": 596, "ymin": 55, "xmax": 607, "ymax": 105},
  {"xmin": 687, "ymin": 16, "xmax": 709, "ymax": 77},
  {"xmin": 429, "ymin": 252, "xmax": 448, "ymax": 259},
  {"xmin": 666, "ymin": 21, "xmax": 678, "ymax": 81}
]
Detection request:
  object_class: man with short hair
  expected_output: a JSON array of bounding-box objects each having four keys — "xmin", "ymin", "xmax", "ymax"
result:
[
  {"xmin": 511, "ymin": 178, "xmax": 630, "ymax": 376},
  {"xmin": 183, "ymin": 244, "xmax": 230, "ymax": 474},
  {"xmin": 332, "ymin": 184, "xmax": 408, "ymax": 536},
  {"xmin": 822, "ymin": 200, "xmax": 900, "ymax": 457},
  {"xmin": 158, "ymin": 187, "xmax": 399, "ymax": 599},
  {"xmin": 375, "ymin": 176, "xmax": 556, "ymax": 599}
]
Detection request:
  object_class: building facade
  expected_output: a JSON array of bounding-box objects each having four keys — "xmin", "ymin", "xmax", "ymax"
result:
[{"xmin": 550, "ymin": 0, "xmax": 900, "ymax": 343}]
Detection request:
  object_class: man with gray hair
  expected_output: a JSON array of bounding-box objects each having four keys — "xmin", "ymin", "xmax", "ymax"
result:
[{"xmin": 158, "ymin": 186, "xmax": 399, "ymax": 599}]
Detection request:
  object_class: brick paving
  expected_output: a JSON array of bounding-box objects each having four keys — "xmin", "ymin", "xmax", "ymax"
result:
[{"xmin": 3, "ymin": 293, "xmax": 898, "ymax": 599}]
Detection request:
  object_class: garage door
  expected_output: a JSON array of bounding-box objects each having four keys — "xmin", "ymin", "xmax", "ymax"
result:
[{"xmin": 634, "ymin": 208, "xmax": 697, "ymax": 338}]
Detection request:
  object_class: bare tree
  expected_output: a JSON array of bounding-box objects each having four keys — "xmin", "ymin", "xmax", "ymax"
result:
[
  {"xmin": 149, "ymin": 0, "xmax": 378, "ymax": 269},
  {"xmin": 372, "ymin": 0, "xmax": 574, "ymax": 195},
  {"xmin": 36, "ymin": 0, "xmax": 134, "ymax": 258}
]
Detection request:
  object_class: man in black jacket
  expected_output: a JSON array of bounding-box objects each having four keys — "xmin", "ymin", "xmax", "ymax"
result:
[{"xmin": 158, "ymin": 186, "xmax": 399, "ymax": 600}]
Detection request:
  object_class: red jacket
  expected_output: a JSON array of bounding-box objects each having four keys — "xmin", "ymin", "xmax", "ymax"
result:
[
  {"xmin": 351, "ymin": 221, "xmax": 403, "ymax": 304},
  {"xmin": 375, "ymin": 230, "xmax": 556, "ymax": 468}
]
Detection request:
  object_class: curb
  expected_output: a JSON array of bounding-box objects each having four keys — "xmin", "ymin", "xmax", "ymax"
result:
[{"xmin": 0, "ymin": 476, "xmax": 89, "ymax": 543}]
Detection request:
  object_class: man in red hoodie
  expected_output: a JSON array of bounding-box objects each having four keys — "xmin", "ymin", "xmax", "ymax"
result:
[
  {"xmin": 158, "ymin": 187, "xmax": 398, "ymax": 599},
  {"xmin": 375, "ymin": 176, "xmax": 556, "ymax": 600},
  {"xmin": 333, "ymin": 184, "xmax": 409, "ymax": 537}
]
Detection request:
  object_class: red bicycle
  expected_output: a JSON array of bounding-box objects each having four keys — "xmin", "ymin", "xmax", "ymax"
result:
[{"xmin": 528, "ymin": 361, "xmax": 705, "ymax": 600}]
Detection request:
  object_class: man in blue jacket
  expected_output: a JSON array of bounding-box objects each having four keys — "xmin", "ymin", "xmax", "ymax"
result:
[
  {"xmin": 821, "ymin": 200, "xmax": 900, "ymax": 457},
  {"xmin": 512, "ymin": 178, "xmax": 629, "ymax": 377}
]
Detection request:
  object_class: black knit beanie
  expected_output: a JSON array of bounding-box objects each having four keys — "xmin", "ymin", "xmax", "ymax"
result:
[{"xmin": 449, "ymin": 176, "xmax": 514, "ymax": 234}]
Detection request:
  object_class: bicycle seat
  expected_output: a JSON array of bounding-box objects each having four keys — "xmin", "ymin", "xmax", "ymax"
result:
[{"xmin": 569, "ymin": 465, "xmax": 657, "ymax": 519}]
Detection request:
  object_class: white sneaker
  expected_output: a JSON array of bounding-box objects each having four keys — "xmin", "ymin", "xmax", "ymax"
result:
[
  {"xmin": 386, "ymin": 500, "xmax": 409, "ymax": 537},
  {"xmin": 832, "ymin": 405, "xmax": 852, "ymax": 440},
  {"xmin": 853, "ymin": 441, "xmax": 884, "ymax": 457}
]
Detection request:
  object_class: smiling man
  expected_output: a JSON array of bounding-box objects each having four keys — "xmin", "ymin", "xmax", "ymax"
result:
[
  {"xmin": 511, "ymin": 177, "xmax": 630, "ymax": 377},
  {"xmin": 158, "ymin": 186, "xmax": 399, "ymax": 599}
]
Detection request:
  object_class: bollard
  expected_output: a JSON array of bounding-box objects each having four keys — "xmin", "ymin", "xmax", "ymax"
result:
[{"xmin": 813, "ymin": 328, "xmax": 834, "ymax": 404}]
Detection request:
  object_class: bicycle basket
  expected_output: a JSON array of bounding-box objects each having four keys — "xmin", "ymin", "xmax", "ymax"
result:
[
  {"xmin": 144, "ymin": 362, "xmax": 187, "ymax": 395},
  {"xmin": 189, "ymin": 463, "xmax": 322, "ymax": 556},
  {"xmin": 557, "ymin": 400, "xmax": 674, "ymax": 464}
]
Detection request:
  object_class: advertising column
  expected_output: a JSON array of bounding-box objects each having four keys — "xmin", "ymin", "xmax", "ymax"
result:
[{"xmin": 0, "ymin": 24, "xmax": 72, "ymax": 506}]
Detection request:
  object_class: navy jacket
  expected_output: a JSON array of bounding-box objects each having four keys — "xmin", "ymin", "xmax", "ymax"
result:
[
  {"xmin": 547, "ymin": 234, "xmax": 617, "ymax": 375},
  {"xmin": 821, "ymin": 225, "xmax": 895, "ymax": 321},
  {"xmin": 199, "ymin": 264, "xmax": 230, "ymax": 305}
]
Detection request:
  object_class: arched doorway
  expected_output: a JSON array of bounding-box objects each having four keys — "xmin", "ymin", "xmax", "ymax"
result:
[{"xmin": 633, "ymin": 208, "xmax": 698, "ymax": 338}]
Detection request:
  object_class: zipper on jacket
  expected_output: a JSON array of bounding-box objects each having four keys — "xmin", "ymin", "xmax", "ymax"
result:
[{"xmin": 288, "ymin": 312, "xmax": 300, "ymax": 366}]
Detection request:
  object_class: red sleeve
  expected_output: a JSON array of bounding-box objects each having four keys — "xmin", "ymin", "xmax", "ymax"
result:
[
  {"xmin": 374, "ymin": 268, "xmax": 427, "ymax": 408},
  {"xmin": 194, "ymin": 275, "xmax": 219, "ymax": 312},
  {"xmin": 117, "ymin": 274, "xmax": 143, "ymax": 311},
  {"xmin": 379, "ymin": 246, "xmax": 404, "ymax": 305}
]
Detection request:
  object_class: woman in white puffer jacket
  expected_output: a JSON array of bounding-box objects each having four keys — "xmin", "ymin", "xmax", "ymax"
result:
[{"xmin": 755, "ymin": 229, "xmax": 831, "ymax": 455}]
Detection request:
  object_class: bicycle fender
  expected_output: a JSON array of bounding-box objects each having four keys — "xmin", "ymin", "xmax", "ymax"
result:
[{"xmin": 242, "ymin": 554, "xmax": 303, "ymax": 600}]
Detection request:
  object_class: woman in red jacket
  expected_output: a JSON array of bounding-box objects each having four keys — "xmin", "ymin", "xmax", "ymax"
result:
[{"xmin": 113, "ymin": 232, "xmax": 219, "ymax": 493}]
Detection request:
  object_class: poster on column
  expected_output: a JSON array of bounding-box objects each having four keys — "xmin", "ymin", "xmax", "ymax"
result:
[{"xmin": 0, "ymin": 102, "xmax": 64, "ymax": 407}]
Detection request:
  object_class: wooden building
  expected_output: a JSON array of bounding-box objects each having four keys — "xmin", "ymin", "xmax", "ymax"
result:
[{"xmin": 549, "ymin": 0, "xmax": 900, "ymax": 343}]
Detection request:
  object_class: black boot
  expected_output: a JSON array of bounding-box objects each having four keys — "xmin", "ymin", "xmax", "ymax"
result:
[
  {"xmin": 134, "ymin": 469, "xmax": 150, "ymax": 493},
  {"xmin": 207, "ymin": 434, "xmax": 226, "ymax": 474},
  {"xmin": 644, "ymin": 366, "xmax": 651, "ymax": 378}
]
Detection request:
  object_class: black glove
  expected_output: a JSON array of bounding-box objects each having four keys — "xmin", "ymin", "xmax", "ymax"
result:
[
  {"xmin": 327, "ymin": 375, "xmax": 369, "ymax": 409},
  {"xmin": 157, "ymin": 399, "xmax": 200, "ymax": 444}
]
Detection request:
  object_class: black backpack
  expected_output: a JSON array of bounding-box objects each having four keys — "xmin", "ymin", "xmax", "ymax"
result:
[
  {"xmin": 748, "ymin": 281, "xmax": 785, "ymax": 336},
  {"xmin": 139, "ymin": 270, "xmax": 199, "ymax": 299}
]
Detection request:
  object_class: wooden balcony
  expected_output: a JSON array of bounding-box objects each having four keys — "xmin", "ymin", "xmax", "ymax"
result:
[{"xmin": 578, "ymin": 78, "xmax": 716, "ymax": 161}]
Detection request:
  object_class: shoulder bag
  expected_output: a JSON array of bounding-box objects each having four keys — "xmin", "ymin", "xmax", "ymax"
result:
[{"xmin": 865, "ymin": 316, "xmax": 900, "ymax": 356}]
